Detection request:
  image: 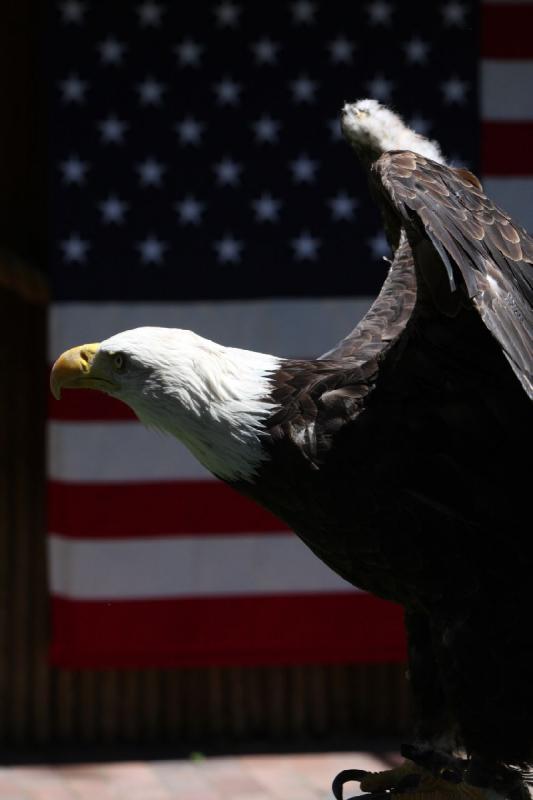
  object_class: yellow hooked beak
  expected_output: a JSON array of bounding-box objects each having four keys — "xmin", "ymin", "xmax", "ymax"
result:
[{"xmin": 50, "ymin": 343, "xmax": 117, "ymax": 400}]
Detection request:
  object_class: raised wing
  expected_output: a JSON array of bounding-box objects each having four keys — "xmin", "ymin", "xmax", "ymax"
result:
[
  {"xmin": 319, "ymin": 232, "xmax": 417, "ymax": 362},
  {"xmin": 374, "ymin": 151, "xmax": 533, "ymax": 398}
]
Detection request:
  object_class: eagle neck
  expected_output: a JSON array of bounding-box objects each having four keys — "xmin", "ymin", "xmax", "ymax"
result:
[{"xmin": 130, "ymin": 342, "xmax": 284, "ymax": 483}]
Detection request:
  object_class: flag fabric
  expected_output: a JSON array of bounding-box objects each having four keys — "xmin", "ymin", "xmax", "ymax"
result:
[
  {"xmin": 480, "ymin": 0, "xmax": 533, "ymax": 229},
  {"xmin": 47, "ymin": 0, "xmax": 527, "ymax": 669}
]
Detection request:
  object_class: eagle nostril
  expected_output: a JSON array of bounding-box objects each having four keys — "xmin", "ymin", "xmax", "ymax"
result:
[{"xmin": 79, "ymin": 349, "xmax": 93, "ymax": 371}]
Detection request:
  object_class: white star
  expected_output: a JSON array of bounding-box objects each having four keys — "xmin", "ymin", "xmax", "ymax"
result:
[
  {"xmin": 99, "ymin": 194, "xmax": 128, "ymax": 224},
  {"xmin": 366, "ymin": 74, "xmax": 393, "ymax": 102},
  {"xmin": 176, "ymin": 116, "xmax": 204, "ymax": 146},
  {"xmin": 252, "ymin": 115, "xmax": 281, "ymax": 144},
  {"xmin": 442, "ymin": 76, "xmax": 469, "ymax": 104},
  {"xmin": 59, "ymin": 73, "xmax": 88, "ymax": 103},
  {"xmin": 404, "ymin": 37, "xmax": 429, "ymax": 64},
  {"xmin": 137, "ymin": 235, "xmax": 167, "ymax": 264},
  {"xmin": 442, "ymin": 1, "xmax": 467, "ymax": 26},
  {"xmin": 290, "ymin": 75, "xmax": 318, "ymax": 103},
  {"xmin": 292, "ymin": 232, "xmax": 320, "ymax": 260},
  {"xmin": 328, "ymin": 117, "xmax": 343, "ymax": 142},
  {"xmin": 214, "ymin": 1, "xmax": 240, "ymax": 27},
  {"xmin": 98, "ymin": 115, "xmax": 128, "ymax": 143},
  {"xmin": 328, "ymin": 37, "xmax": 355, "ymax": 64},
  {"xmin": 137, "ymin": 2, "xmax": 163, "ymax": 26},
  {"xmin": 176, "ymin": 196, "xmax": 205, "ymax": 225},
  {"xmin": 61, "ymin": 234, "xmax": 90, "ymax": 263},
  {"xmin": 214, "ymin": 157, "xmax": 242, "ymax": 186},
  {"xmin": 137, "ymin": 77, "xmax": 166, "ymax": 106},
  {"xmin": 98, "ymin": 37, "xmax": 126, "ymax": 65},
  {"xmin": 253, "ymin": 193, "xmax": 282, "ymax": 222},
  {"xmin": 214, "ymin": 235, "xmax": 243, "ymax": 263},
  {"xmin": 60, "ymin": 156, "xmax": 89, "ymax": 185},
  {"xmin": 252, "ymin": 38, "xmax": 280, "ymax": 65},
  {"xmin": 214, "ymin": 77, "xmax": 242, "ymax": 106},
  {"xmin": 409, "ymin": 114, "xmax": 431, "ymax": 136},
  {"xmin": 175, "ymin": 38, "xmax": 203, "ymax": 67},
  {"xmin": 291, "ymin": 1, "xmax": 316, "ymax": 24},
  {"xmin": 367, "ymin": 0, "xmax": 392, "ymax": 24},
  {"xmin": 290, "ymin": 154, "xmax": 318, "ymax": 183},
  {"xmin": 137, "ymin": 157, "xmax": 165, "ymax": 186},
  {"xmin": 60, "ymin": 1, "xmax": 86, "ymax": 23},
  {"xmin": 328, "ymin": 192, "xmax": 358, "ymax": 221},
  {"xmin": 368, "ymin": 231, "xmax": 390, "ymax": 259}
]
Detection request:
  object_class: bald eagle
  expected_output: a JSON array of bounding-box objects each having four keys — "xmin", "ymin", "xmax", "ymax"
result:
[{"xmin": 51, "ymin": 100, "xmax": 532, "ymax": 800}]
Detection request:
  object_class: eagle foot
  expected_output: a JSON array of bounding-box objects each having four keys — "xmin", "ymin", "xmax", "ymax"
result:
[{"xmin": 331, "ymin": 759, "xmax": 489, "ymax": 800}]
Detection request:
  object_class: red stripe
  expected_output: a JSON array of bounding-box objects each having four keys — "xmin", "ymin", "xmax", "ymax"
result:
[
  {"xmin": 482, "ymin": 4, "xmax": 533, "ymax": 59},
  {"xmin": 482, "ymin": 121, "xmax": 533, "ymax": 175},
  {"xmin": 49, "ymin": 385, "xmax": 135, "ymax": 421},
  {"xmin": 49, "ymin": 592, "xmax": 407, "ymax": 668},
  {"xmin": 48, "ymin": 480, "xmax": 289, "ymax": 538}
]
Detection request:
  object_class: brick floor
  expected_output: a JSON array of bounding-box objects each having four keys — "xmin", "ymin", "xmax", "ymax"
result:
[{"xmin": 0, "ymin": 750, "xmax": 401, "ymax": 800}]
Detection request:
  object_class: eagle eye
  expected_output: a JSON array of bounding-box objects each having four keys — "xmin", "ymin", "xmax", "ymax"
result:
[{"xmin": 113, "ymin": 352, "xmax": 126, "ymax": 372}]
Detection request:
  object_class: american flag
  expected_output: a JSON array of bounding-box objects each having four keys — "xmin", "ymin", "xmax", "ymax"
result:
[{"xmin": 47, "ymin": 0, "xmax": 530, "ymax": 668}]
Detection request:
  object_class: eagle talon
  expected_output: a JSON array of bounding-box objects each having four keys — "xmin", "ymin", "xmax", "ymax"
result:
[
  {"xmin": 349, "ymin": 769, "xmax": 373, "ymax": 782},
  {"xmin": 332, "ymin": 766, "xmax": 424, "ymax": 800},
  {"xmin": 331, "ymin": 769, "xmax": 378, "ymax": 800},
  {"xmin": 359, "ymin": 762, "xmax": 428, "ymax": 794}
]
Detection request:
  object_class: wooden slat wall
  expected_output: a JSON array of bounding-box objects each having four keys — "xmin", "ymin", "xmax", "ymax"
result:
[{"xmin": 0, "ymin": 278, "xmax": 411, "ymax": 748}]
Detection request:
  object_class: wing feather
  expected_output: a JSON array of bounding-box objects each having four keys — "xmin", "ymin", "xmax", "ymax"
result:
[
  {"xmin": 319, "ymin": 233, "xmax": 417, "ymax": 361},
  {"xmin": 374, "ymin": 152, "xmax": 533, "ymax": 397}
]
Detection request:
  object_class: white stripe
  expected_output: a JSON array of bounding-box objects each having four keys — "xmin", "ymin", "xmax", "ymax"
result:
[
  {"xmin": 481, "ymin": 61, "xmax": 533, "ymax": 120},
  {"xmin": 48, "ymin": 298, "xmax": 373, "ymax": 361},
  {"xmin": 48, "ymin": 533, "xmax": 356, "ymax": 600},
  {"xmin": 483, "ymin": 177, "xmax": 533, "ymax": 232},
  {"xmin": 48, "ymin": 421, "xmax": 212, "ymax": 482}
]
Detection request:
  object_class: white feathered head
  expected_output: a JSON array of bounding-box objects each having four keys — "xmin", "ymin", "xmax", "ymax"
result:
[
  {"xmin": 49, "ymin": 327, "xmax": 282, "ymax": 481},
  {"xmin": 341, "ymin": 98, "xmax": 445, "ymax": 164}
]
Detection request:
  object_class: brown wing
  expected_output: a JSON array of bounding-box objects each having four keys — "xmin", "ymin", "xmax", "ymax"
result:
[
  {"xmin": 318, "ymin": 231, "xmax": 417, "ymax": 362},
  {"xmin": 265, "ymin": 355, "xmax": 379, "ymax": 468},
  {"xmin": 261, "ymin": 233, "xmax": 419, "ymax": 465},
  {"xmin": 374, "ymin": 151, "xmax": 533, "ymax": 398}
]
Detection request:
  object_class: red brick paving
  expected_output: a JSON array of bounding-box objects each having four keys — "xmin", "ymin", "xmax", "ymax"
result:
[{"xmin": 0, "ymin": 750, "xmax": 400, "ymax": 799}]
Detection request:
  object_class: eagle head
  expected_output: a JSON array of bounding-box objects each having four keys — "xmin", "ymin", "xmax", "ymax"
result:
[
  {"xmin": 50, "ymin": 327, "xmax": 282, "ymax": 482},
  {"xmin": 341, "ymin": 98, "xmax": 445, "ymax": 164}
]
